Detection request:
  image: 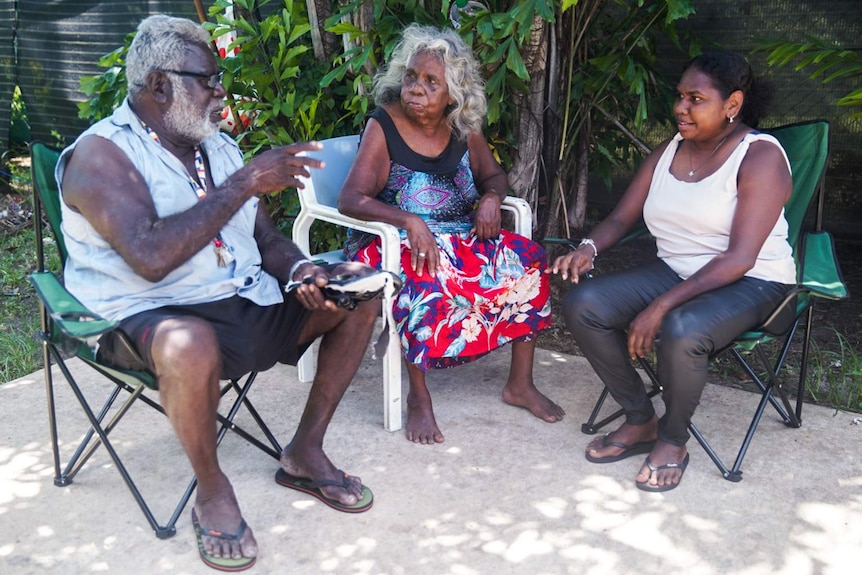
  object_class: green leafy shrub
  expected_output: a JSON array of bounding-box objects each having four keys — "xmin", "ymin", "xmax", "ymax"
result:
[{"xmin": 756, "ymin": 37, "xmax": 862, "ymax": 117}]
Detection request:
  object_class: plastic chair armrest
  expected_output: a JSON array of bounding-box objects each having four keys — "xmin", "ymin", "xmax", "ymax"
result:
[
  {"xmin": 292, "ymin": 204, "xmax": 402, "ymax": 277},
  {"xmin": 501, "ymin": 196, "xmax": 532, "ymax": 239},
  {"xmin": 300, "ymin": 204, "xmax": 401, "ymax": 246}
]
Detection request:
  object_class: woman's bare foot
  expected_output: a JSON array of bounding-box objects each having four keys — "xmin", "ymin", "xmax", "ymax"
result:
[
  {"xmin": 585, "ymin": 417, "xmax": 658, "ymax": 461},
  {"xmin": 194, "ymin": 475, "xmax": 257, "ymax": 561},
  {"xmin": 502, "ymin": 382, "xmax": 565, "ymax": 422},
  {"xmin": 635, "ymin": 440, "xmax": 689, "ymax": 490},
  {"xmin": 280, "ymin": 445, "xmax": 365, "ymax": 505},
  {"xmin": 406, "ymin": 393, "xmax": 445, "ymax": 444}
]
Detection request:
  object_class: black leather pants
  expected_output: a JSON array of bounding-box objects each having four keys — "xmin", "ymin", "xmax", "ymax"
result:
[{"xmin": 562, "ymin": 258, "xmax": 790, "ymax": 446}]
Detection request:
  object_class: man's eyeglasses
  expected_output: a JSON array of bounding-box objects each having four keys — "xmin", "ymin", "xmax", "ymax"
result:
[{"xmin": 160, "ymin": 69, "xmax": 224, "ymax": 89}]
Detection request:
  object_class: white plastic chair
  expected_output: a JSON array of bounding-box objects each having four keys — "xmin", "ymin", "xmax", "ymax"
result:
[{"xmin": 293, "ymin": 134, "xmax": 533, "ymax": 431}]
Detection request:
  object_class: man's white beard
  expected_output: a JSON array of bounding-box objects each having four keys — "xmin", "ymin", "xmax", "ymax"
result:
[{"xmin": 164, "ymin": 80, "xmax": 219, "ymax": 144}]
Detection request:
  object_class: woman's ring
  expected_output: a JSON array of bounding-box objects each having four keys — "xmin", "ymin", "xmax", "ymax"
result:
[{"xmin": 418, "ymin": 252, "xmax": 426, "ymax": 257}]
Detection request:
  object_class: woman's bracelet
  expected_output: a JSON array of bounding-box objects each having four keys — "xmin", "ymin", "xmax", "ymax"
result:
[
  {"xmin": 289, "ymin": 258, "xmax": 313, "ymax": 281},
  {"xmin": 578, "ymin": 238, "xmax": 598, "ymax": 259}
]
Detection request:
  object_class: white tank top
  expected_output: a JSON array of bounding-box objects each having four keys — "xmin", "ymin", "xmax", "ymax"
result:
[{"xmin": 642, "ymin": 131, "xmax": 796, "ymax": 284}]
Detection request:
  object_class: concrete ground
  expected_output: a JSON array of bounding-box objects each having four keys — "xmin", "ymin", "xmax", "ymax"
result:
[{"xmin": 1, "ymin": 341, "xmax": 861, "ymax": 575}]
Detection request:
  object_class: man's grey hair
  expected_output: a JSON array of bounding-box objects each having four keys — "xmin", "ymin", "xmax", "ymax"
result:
[
  {"xmin": 126, "ymin": 15, "xmax": 212, "ymax": 99},
  {"xmin": 372, "ymin": 23, "xmax": 487, "ymax": 140}
]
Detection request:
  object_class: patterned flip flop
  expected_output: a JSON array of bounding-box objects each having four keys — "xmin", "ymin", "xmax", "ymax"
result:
[
  {"xmin": 275, "ymin": 468, "xmax": 374, "ymax": 513},
  {"xmin": 191, "ymin": 508, "xmax": 256, "ymax": 572}
]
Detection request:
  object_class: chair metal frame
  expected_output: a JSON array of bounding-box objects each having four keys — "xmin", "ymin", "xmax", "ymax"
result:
[
  {"xmin": 29, "ymin": 141, "xmax": 283, "ymax": 538},
  {"xmin": 573, "ymin": 120, "xmax": 848, "ymax": 481},
  {"xmin": 292, "ymin": 134, "xmax": 533, "ymax": 432}
]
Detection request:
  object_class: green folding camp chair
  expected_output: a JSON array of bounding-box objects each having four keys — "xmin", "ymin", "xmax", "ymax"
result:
[
  {"xmin": 572, "ymin": 120, "xmax": 849, "ymax": 481},
  {"xmin": 29, "ymin": 141, "xmax": 283, "ymax": 539}
]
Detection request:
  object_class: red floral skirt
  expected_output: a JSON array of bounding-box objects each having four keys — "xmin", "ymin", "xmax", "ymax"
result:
[{"xmin": 354, "ymin": 230, "xmax": 551, "ymax": 371}]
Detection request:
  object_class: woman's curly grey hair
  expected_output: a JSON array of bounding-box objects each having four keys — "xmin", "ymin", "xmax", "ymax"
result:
[
  {"xmin": 373, "ymin": 23, "xmax": 487, "ymax": 140},
  {"xmin": 126, "ymin": 15, "xmax": 212, "ymax": 99}
]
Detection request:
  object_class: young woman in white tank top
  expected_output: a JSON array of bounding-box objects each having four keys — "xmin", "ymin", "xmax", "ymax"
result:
[{"xmin": 549, "ymin": 51, "xmax": 795, "ymax": 492}]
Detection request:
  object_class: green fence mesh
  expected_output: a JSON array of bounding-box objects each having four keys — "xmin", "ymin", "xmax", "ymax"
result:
[
  {"xmin": 656, "ymin": 0, "xmax": 862, "ymax": 238},
  {"xmin": 2, "ymin": 1, "xmax": 860, "ymax": 236}
]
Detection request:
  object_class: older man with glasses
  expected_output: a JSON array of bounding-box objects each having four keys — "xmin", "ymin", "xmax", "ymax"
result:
[{"xmin": 55, "ymin": 14, "xmax": 378, "ymax": 571}]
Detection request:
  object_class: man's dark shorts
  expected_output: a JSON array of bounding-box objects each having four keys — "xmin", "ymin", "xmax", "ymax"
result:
[{"xmin": 97, "ymin": 294, "xmax": 313, "ymax": 382}]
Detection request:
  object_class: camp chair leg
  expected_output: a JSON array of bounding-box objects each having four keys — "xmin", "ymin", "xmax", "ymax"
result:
[
  {"xmin": 42, "ymin": 338, "xmax": 131, "ymax": 485},
  {"xmin": 65, "ymin": 385, "xmax": 143, "ymax": 480},
  {"xmin": 689, "ymin": 367, "xmax": 783, "ymax": 483},
  {"xmin": 217, "ymin": 374, "xmax": 282, "ymax": 459},
  {"xmin": 45, "ymin": 347, "xmax": 281, "ymax": 539},
  {"xmin": 581, "ymin": 387, "xmax": 614, "ymax": 435},
  {"xmin": 581, "ymin": 361, "xmax": 662, "ymax": 435},
  {"xmin": 38, "ymin": 296, "xmax": 67, "ymax": 486},
  {"xmin": 754, "ymin": 343, "xmax": 800, "ymax": 429},
  {"xmin": 795, "ymin": 306, "xmax": 816, "ymax": 423},
  {"xmin": 50, "ymin": 347, "xmax": 179, "ymax": 538},
  {"xmin": 42, "ymin": 344, "xmax": 66, "ymax": 486},
  {"xmin": 730, "ymin": 344, "xmax": 800, "ymax": 429},
  {"xmin": 688, "ymin": 422, "xmax": 740, "ymax": 482},
  {"xmin": 689, "ymin": 338, "xmax": 802, "ymax": 482}
]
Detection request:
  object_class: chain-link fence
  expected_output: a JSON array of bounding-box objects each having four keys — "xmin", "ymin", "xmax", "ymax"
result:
[
  {"xmin": 11, "ymin": 0, "xmax": 197, "ymax": 149},
  {"xmin": 2, "ymin": 1, "xmax": 860, "ymax": 236}
]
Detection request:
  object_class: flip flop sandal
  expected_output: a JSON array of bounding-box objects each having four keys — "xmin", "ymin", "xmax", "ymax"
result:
[
  {"xmin": 275, "ymin": 468, "xmax": 374, "ymax": 513},
  {"xmin": 636, "ymin": 453, "xmax": 690, "ymax": 493},
  {"xmin": 191, "ymin": 508, "xmax": 256, "ymax": 572},
  {"xmin": 585, "ymin": 434, "xmax": 656, "ymax": 463}
]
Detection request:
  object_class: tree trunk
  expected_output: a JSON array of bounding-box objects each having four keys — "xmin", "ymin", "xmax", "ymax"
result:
[
  {"xmin": 570, "ymin": 112, "xmax": 590, "ymax": 234},
  {"xmin": 335, "ymin": 0, "xmax": 376, "ymax": 82},
  {"xmin": 307, "ymin": 0, "xmax": 339, "ymax": 62},
  {"xmin": 508, "ymin": 14, "xmax": 547, "ymax": 223},
  {"xmin": 540, "ymin": 15, "xmax": 569, "ymax": 240}
]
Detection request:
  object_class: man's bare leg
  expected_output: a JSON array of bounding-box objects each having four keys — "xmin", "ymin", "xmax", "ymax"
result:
[
  {"xmin": 501, "ymin": 338, "xmax": 565, "ymax": 422},
  {"xmin": 405, "ymin": 362, "xmax": 444, "ymax": 444},
  {"xmin": 280, "ymin": 296, "xmax": 378, "ymax": 504},
  {"xmin": 154, "ymin": 317, "xmax": 257, "ymax": 561}
]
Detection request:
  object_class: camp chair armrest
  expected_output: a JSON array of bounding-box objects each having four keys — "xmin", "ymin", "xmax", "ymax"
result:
[
  {"xmin": 756, "ymin": 287, "xmax": 805, "ymax": 336},
  {"xmin": 799, "ymin": 230, "xmax": 849, "ymax": 300},
  {"xmin": 29, "ymin": 271, "xmax": 117, "ymax": 340}
]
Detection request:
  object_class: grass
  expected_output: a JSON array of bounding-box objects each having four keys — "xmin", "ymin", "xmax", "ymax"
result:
[
  {"xmin": 0, "ymin": 226, "xmax": 42, "ymax": 382},
  {"xmin": 807, "ymin": 330, "xmax": 862, "ymax": 412},
  {"xmin": 709, "ymin": 335, "xmax": 862, "ymax": 414}
]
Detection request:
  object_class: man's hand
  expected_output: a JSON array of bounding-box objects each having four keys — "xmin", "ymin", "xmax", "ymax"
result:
[
  {"xmin": 292, "ymin": 264, "xmax": 340, "ymax": 311},
  {"xmin": 226, "ymin": 141, "xmax": 325, "ymax": 199}
]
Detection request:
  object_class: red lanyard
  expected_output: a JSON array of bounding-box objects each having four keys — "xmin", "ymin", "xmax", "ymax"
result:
[{"xmin": 141, "ymin": 122, "xmax": 234, "ymax": 267}]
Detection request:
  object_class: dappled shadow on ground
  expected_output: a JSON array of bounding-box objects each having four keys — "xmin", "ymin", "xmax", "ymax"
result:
[{"xmin": 2, "ymin": 356, "xmax": 861, "ymax": 574}]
